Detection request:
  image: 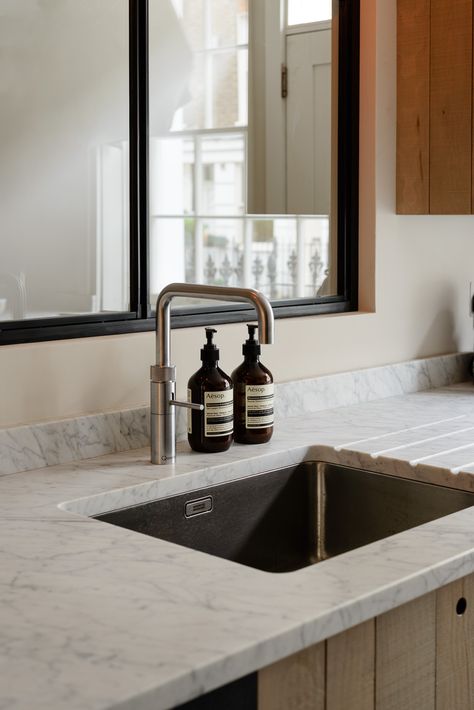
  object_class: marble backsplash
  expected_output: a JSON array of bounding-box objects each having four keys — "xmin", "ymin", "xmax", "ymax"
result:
[{"xmin": 1, "ymin": 352, "xmax": 471, "ymax": 477}]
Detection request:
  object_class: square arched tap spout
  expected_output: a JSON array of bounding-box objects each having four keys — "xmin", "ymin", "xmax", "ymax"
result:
[
  {"xmin": 151, "ymin": 283, "xmax": 275, "ymax": 464},
  {"xmin": 155, "ymin": 283, "xmax": 275, "ymax": 367}
]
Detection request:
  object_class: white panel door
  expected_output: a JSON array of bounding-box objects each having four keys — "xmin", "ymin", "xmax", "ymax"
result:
[{"xmin": 286, "ymin": 29, "xmax": 331, "ymax": 215}]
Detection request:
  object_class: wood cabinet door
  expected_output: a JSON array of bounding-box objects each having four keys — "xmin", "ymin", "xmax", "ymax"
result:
[
  {"xmin": 397, "ymin": 0, "xmax": 474, "ymax": 214},
  {"xmin": 436, "ymin": 574, "xmax": 474, "ymax": 709},
  {"xmin": 258, "ymin": 573, "xmax": 474, "ymax": 709}
]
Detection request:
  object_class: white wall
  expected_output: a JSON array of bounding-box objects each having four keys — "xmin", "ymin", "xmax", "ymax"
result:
[{"xmin": 1, "ymin": 0, "xmax": 473, "ymax": 429}]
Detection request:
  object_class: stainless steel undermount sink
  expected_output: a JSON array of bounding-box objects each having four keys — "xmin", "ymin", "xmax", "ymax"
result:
[{"xmin": 95, "ymin": 463, "xmax": 474, "ymax": 573}]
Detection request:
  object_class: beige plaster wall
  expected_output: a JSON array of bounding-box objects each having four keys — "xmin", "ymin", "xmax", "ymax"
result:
[{"xmin": 1, "ymin": 0, "xmax": 473, "ymax": 429}]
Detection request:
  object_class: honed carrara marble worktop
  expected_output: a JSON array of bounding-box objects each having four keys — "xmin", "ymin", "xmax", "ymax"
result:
[{"xmin": 2, "ymin": 381, "xmax": 474, "ymax": 710}]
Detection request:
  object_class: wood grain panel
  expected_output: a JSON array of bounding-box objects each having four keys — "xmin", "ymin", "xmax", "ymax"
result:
[
  {"xmin": 258, "ymin": 643, "xmax": 325, "ymax": 710},
  {"xmin": 430, "ymin": 0, "xmax": 473, "ymax": 213},
  {"xmin": 326, "ymin": 620, "xmax": 375, "ymax": 710},
  {"xmin": 436, "ymin": 573, "xmax": 474, "ymax": 709},
  {"xmin": 376, "ymin": 592, "xmax": 436, "ymax": 710},
  {"xmin": 396, "ymin": 0, "xmax": 430, "ymax": 214}
]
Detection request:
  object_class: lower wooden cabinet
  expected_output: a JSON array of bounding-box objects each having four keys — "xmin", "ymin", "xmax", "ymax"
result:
[
  {"xmin": 436, "ymin": 575, "xmax": 474, "ymax": 710},
  {"xmin": 258, "ymin": 643, "xmax": 325, "ymax": 710},
  {"xmin": 177, "ymin": 573, "xmax": 473, "ymax": 709},
  {"xmin": 258, "ymin": 573, "xmax": 474, "ymax": 710}
]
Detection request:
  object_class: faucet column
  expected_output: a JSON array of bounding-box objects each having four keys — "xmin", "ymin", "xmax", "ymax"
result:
[{"xmin": 150, "ymin": 365, "xmax": 176, "ymax": 464}]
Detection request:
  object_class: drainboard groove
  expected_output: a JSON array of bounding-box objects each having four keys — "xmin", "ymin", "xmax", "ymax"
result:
[
  {"xmin": 370, "ymin": 426, "xmax": 474, "ymax": 458},
  {"xmin": 334, "ymin": 415, "xmax": 466, "ymax": 451},
  {"xmin": 410, "ymin": 441, "xmax": 474, "ymax": 466}
]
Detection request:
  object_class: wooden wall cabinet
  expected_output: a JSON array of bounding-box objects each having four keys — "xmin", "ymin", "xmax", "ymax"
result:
[
  {"xmin": 397, "ymin": 0, "xmax": 474, "ymax": 214},
  {"xmin": 258, "ymin": 572, "xmax": 474, "ymax": 709}
]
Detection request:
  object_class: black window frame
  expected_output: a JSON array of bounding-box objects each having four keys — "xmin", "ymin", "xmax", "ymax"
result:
[{"xmin": 0, "ymin": 0, "xmax": 359, "ymax": 346}]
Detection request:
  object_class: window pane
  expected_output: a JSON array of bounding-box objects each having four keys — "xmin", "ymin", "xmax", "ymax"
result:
[
  {"xmin": 150, "ymin": 0, "xmax": 248, "ymax": 132},
  {"xmin": 150, "ymin": 137, "xmax": 195, "ymax": 216},
  {"xmin": 288, "ymin": 0, "xmax": 332, "ymax": 25},
  {"xmin": 149, "ymin": 0, "xmax": 339, "ymax": 312},
  {"xmin": 209, "ymin": 0, "xmax": 249, "ymax": 48},
  {"xmin": 211, "ymin": 49, "xmax": 248, "ymax": 128},
  {"xmin": 0, "ymin": 0, "xmax": 129, "ymax": 321},
  {"xmin": 170, "ymin": 0, "xmax": 206, "ymax": 51},
  {"xmin": 199, "ymin": 135, "xmax": 245, "ymax": 215},
  {"xmin": 149, "ymin": 215, "xmax": 336, "ymax": 308}
]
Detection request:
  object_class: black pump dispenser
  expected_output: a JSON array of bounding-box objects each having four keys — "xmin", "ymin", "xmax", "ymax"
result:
[
  {"xmin": 187, "ymin": 327, "xmax": 233, "ymax": 453},
  {"xmin": 231, "ymin": 323, "xmax": 274, "ymax": 445},
  {"xmin": 201, "ymin": 327, "xmax": 219, "ymax": 363},
  {"xmin": 242, "ymin": 324, "xmax": 261, "ymax": 358}
]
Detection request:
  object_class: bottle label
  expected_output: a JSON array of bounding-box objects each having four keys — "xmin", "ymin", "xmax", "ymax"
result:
[
  {"xmin": 204, "ymin": 389, "xmax": 233, "ymax": 437},
  {"xmin": 245, "ymin": 384, "xmax": 274, "ymax": 429},
  {"xmin": 187, "ymin": 388, "xmax": 192, "ymax": 434}
]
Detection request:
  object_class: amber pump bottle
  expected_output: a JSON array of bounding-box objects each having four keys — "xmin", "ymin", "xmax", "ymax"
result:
[
  {"xmin": 232, "ymin": 324, "xmax": 274, "ymax": 444},
  {"xmin": 187, "ymin": 328, "xmax": 233, "ymax": 453}
]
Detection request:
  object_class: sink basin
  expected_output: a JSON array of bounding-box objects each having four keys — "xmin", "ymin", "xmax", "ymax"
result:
[{"xmin": 95, "ymin": 462, "xmax": 474, "ymax": 573}]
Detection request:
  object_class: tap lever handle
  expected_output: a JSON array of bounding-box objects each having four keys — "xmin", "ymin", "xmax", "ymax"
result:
[{"xmin": 169, "ymin": 399, "xmax": 204, "ymax": 411}]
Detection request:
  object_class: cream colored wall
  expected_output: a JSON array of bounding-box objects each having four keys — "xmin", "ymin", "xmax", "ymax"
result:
[{"xmin": 1, "ymin": 0, "xmax": 473, "ymax": 429}]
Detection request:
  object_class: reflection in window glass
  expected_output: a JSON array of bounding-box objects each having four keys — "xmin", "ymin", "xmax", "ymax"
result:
[
  {"xmin": 0, "ymin": 0, "xmax": 129, "ymax": 321},
  {"xmin": 210, "ymin": 0, "xmax": 249, "ymax": 48},
  {"xmin": 165, "ymin": 0, "xmax": 248, "ymax": 131},
  {"xmin": 149, "ymin": 133, "xmax": 244, "ymax": 217},
  {"xmin": 149, "ymin": 215, "xmax": 331, "ymax": 304},
  {"xmin": 149, "ymin": 0, "xmax": 335, "ymax": 308},
  {"xmin": 287, "ymin": 0, "xmax": 332, "ymax": 25},
  {"xmin": 211, "ymin": 49, "xmax": 248, "ymax": 128},
  {"xmin": 199, "ymin": 135, "xmax": 245, "ymax": 214}
]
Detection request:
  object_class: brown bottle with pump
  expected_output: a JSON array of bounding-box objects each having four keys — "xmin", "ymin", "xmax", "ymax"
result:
[
  {"xmin": 232, "ymin": 324, "xmax": 274, "ymax": 444},
  {"xmin": 187, "ymin": 328, "xmax": 233, "ymax": 453}
]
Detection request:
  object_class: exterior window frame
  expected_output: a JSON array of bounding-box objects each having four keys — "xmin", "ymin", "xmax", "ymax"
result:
[{"xmin": 0, "ymin": 0, "xmax": 359, "ymax": 346}]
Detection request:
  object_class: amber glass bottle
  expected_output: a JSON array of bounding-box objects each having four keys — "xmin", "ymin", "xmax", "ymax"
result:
[
  {"xmin": 187, "ymin": 328, "xmax": 233, "ymax": 453},
  {"xmin": 232, "ymin": 324, "xmax": 274, "ymax": 444}
]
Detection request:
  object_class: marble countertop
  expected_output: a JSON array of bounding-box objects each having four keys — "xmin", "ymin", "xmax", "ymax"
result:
[{"xmin": 2, "ymin": 381, "xmax": 474, "ymax": 710}]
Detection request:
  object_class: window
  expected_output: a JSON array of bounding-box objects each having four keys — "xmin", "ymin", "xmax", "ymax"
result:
[
  {"xmin": 287, "ymin": 0, "xmax": 332, "ymax": 26},
  {"xmin": 0, "ymin": 0, "xmax": 359, "ymax": 344}
]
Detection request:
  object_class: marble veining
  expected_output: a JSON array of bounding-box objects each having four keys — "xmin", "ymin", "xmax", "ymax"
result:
[
  {"xmin": 2, "ymin": 381, "xmax": 474, "ymax": 709},
  {"xmin": 0, "ymin": 352, "xmax": 471, "ymax": 477},
  {"xmin": 0, "ymin": 407, "xmax": 150, "ymax": 477}
]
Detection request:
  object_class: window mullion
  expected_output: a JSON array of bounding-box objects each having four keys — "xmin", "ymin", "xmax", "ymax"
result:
[{"xmin": 129, "ymin": 0, "xmax": 150, "ymax": 318}]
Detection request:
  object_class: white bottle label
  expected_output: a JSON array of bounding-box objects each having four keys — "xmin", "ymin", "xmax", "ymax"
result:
[
  {"xmin": 187, "ymin": 388, "xmax": 192, "ymax": 434},
  {"xmin": 245, "ymin": 383, "xmax": 274, "ymax": 429},
  {"xmin": 204, "ymin": 389, "xmax": 233, "ymax": 437}
]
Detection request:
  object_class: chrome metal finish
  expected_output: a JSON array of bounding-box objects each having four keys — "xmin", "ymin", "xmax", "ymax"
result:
[
  {"xmin": 150, "ymin": 411, "xmax": 175, "ymax": 465},
  {"xmin": 170, "ymin": 400, "xmax": 204, "ymax": 411},
  {"xmin": 151, "ymin": 380, "xmax": 175, "ymax": 415},
  {"xmin": 155, "ymin": 283, "xmax": 274, "ymax": 368},
  {"xmin": 150, "ymin": 282, "xmax": 275, "ymax": 464},
  {"xmin": 150, "ymin": 378, "xmax": 176, "ymax": 464},
  {"xmin": 150, "ymin": 365, "xmax": 176, "ymax": 383},
  {"xmin": 184, "ymin": 496, "xmax": 213, "ymax": 518},
  {"xmin": 96, "ymin": 462, "xmax": 474, "ymax": 573}
]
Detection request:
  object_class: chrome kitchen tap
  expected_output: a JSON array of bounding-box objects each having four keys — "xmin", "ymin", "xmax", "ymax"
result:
[{"xmin": 151, "ymin": 283, "xmax": 275, "ymax": 464}]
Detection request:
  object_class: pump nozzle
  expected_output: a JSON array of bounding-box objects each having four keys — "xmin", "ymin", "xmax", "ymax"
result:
[
  {"xmin": 205, "ymin": 327, "xmax": 217, "ymax": 345},
  {"xmin": 201, "ymin": 327, "xmax": 219, "ymax": 362},
  {"xmin": 246, "ymin": 324, "xmax": 258, "ymax": 341},
  {"xmin": 243, "ymin": 323, "xmax": 261, "ymax": 357}
]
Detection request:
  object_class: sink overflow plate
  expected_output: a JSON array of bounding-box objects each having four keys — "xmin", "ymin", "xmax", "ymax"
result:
[{"xmin": 184, "ymin": 496, "xmax": 213, "ymax": 518}]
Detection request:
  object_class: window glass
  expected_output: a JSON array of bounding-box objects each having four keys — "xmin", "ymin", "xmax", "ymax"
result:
[
  {"xmin": 149, "ymin": 0, "xmax": 336, "ymax": 311},
  {"xmin": 1, "ymin": 0, "xmax": 358, "ymax": 345},
  {"xmin": 287, "ymin": 0, "xmax": 332, "ymax": 25},
  {"xmin": 0, "ymin": 0, "xmax": 129, "ymax": 321}
]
